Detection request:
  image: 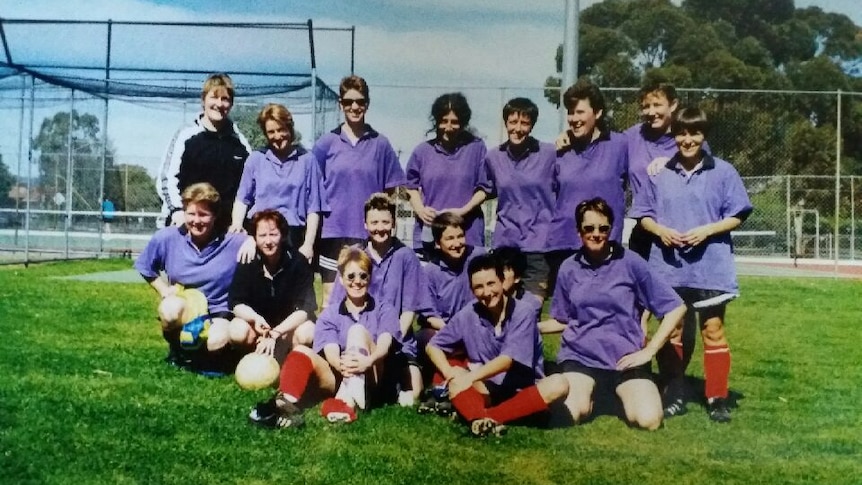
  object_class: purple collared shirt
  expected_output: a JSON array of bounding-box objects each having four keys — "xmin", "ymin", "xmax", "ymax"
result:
[
  {"xmin": 330, "ymin": 239, "xmax": 433, "ymax": 358},
  {"xmin": 547, "ymin": 131, "xmax": 629, "ymax": 251},
  {"xmin": 236, "ymin": 145, "xmax": 329, "ymax": 226},
  {"xmin": 405, "ymin": 136, "xmax": 488, "ymax": 248},
  {"xmin": 623, "ymin": 124, "xmax": 712, "ymax": 209},
  {"xmin": 481, "ymin": 137, "xmax": 556, "ymax": 252},
  {"xmin": 135, "ymin": 227, "xmax": 246, "ymax": 313},
  {"xmin": 631, "ymin": 154, "xmax": 753, "ymax": 294},
  {"xmin": 430, "ymin": 297, "xmax": 544, "ymax": 387},
  {"xmin": 420, "ymin": 246, "xmax": 485, "ymax": 323},
  {"xmin": 313, "ymin": 296, "xmax": 402, "ymax": 354},
  {"xmin": 551, "ymin": 244, "xmax": 683, "ymax": 370},
  {"xmin": 312, "ymin": 125, "xmax": 405, "ymax": 239}
]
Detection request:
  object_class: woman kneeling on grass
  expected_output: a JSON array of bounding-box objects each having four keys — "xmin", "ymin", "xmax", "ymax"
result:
[
  {"xmin": 249, "ymin": 246, "xmax": 401, "ymax": 428},
  {"xmin": 136, "ymin": 182, "xmax": 252, "ymax": 375},
  {"xmin": 542, "ymin": 198, "xmax": 686, "ymax": 430}
]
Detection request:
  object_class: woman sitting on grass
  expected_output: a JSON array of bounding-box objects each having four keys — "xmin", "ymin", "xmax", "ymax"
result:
[
  {"xmin": 248, "ymin": 246, "xmax": 402, "ymax": 428},
  {"xmin": 425, "ymin": 254, "xmax": 569, "ymax": 437},
  {"xmin": 228, "ymin": 209, "xmax": 317, "ymax": 361},
  {"xmin": 135, "ymin": 182, "xmax": 252, "ymax": 374}
]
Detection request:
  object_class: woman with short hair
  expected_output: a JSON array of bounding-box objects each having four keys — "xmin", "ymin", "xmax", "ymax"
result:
[
  {"xmin": 248, "ymin": 246, "xmax": 401, "ymax": 428},
  {"xmin": 543, "ymin": 198, "xmax": 686, "ymax": 430},
  {"xmin": 136, "ymin": 182, "xmax": 250, "ymax": 374},
  {"xmin": 229, "ymin": 103, "xmax": 328, "ymax": 262}
]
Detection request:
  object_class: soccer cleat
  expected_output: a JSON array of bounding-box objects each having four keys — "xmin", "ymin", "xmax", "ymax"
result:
[
  {"xmin": 163, "ymin": 349, "xmax": 193, "ymax": 370},
  {"xmin": 470, "ymin": 418, "xmax": 507, "ymax": 438},
  {"xmin": 707, "ymin": 397, "xmax": 731, "ymax": 423},
  {"xmin": 275, "ymin": 393, "xmax": 302, "ymax": 416},
  {"xmin": 321, "ymin": 398, "xmax": 357, "ymax": 423},
  {"xmin": 248, "ymin": 397, "xmax": 277, "ymax": 422},
  {"xmin": 417, "ymin": 396, "xmax": 438, "ymax": 415},
  {"xmin": 249, "ymin": 395, "xmax": 305, "ymax": 429},
  {"xmin": 663, "ymin": 398, "xmax": 688, "ymax": 418},
  {"xmin": 434, "ymin": 399, "xmax": 454, "ymax": 417}
]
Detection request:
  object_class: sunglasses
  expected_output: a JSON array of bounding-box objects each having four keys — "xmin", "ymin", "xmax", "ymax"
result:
[
  {"xmin": 581, "ymin": 224, "xmax": 611, "ymax": 234},
  {"xmin": 345, "ymin": 271, "xmax": 369, "ymax": 282},
  {"xmin": 340, "ymin": 97, "xmax": 367, "ymax": 108}
]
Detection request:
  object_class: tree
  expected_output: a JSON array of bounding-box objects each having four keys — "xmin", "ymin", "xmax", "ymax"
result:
[
  {"xmin": 0, "ymin": 155, "xmax": 13, "ymax": 207},
  {"xmin": 231, "ymin": 104, "xmax": 305, "ymax": 152},
  {"xmin": 105, "ymin": 164, "xmax": 160, "ymax": 213},
  {"xmin": 32, "ymin": 110, "xmax": 115, "ymax": 211}
]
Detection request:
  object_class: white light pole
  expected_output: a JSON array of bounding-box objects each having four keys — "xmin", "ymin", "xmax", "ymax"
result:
[{"xmin": 560, "ymin": 0, "xmax": 579, "ymax": 130}]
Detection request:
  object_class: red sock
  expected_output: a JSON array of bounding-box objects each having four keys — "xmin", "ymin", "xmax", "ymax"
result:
[
  {"xmin": 486, "ymin": 385, "xmax": 548, "ymax": 425},
  {"xmin": 432, "ymin": 356, "xmax": 469, "ymax": 386},
  {"xmin": 450, "ymin": 387, "xmax": 486, "ymax": 422},
  {"xmin": 704, "ymin": 344, "xmax": 731, "ymax": 399},
  {"xmin": 278, "ymin": 351, "xmax": 314, "ymax": 398}
]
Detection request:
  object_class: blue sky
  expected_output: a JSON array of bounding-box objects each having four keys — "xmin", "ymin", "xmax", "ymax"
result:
[{"xmin": 0, "ymin": 0, "xmax": 859, "ymax": 176}]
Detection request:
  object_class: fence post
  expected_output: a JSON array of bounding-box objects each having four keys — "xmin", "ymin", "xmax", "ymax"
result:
[
  {"xmin": 834, "ymin": 90, "xmax": 841, "ymax": 272},
  {"xmin": 785, "ymin": 176, "xmax": 791, "ymax": 258},
  {"xmin": 851, "ymin": 176, "xmax": 855, "ymax": 259},
  {"xmin": 65, "ymin": 91, "xmax": 75, "ymax": 260}
]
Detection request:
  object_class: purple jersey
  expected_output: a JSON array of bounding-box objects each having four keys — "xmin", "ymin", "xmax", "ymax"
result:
[
  {"xmin": 405, "ymin": 136, "xmax": 487, "ymax": 248},
  {"xmin": 312, "ymin": 125, "xmax": 405, "ymax": 239},
  {"xmin": 481, "ymin": 137, "xmax": 556, "ymax": 252},
  {"xmin": 236, "ymin": 145, "xmax": 329, "ymax": 226},
  {"xmin": 631, "ymin": 154, "xmax": 752, "ymax": 294},
  {"xmin": 330, "ymin": 239, "xmax": 433, "ymax": 358},
  {"xmin": 313, "ymin": 296, "xmax": 402, "ymax": 354},
  {"xmin": 430, "ymin": 297, "xmax": 544, "ymax": 387},
  {"xmin": 135, "ymin": 227, "xmax": 246, "ymax": 313},
  {"xmin": 420, "ymin": 246, "xmax": 485, "ymax": 323},
  {"xmin": 623, "ymin": 124, "xmax": 712, "ymax": 209},
  {"xmin": 551, "ymin": 244, "xmax": 683, "ymax": 370},
  {"xmin": 547, "ymin": 131, "xmax": 628, "ymax": 251}
]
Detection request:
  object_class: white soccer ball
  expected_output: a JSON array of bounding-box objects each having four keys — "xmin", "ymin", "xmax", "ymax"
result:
[{"xmin": 235, "ymin": 353, "xmax": 280, "ymax": 391}]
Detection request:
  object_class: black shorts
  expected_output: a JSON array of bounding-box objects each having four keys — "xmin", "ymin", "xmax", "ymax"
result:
[
  {"xmin": 627, "ymin": 222, "xmax": 654, "ymax": 260},
  {"xmin": 317, "ymin": 237, "xmax": 365, "ymax": 282},
  {"xmin": 558, "ymin": 360, "xmax": 653, "ymax": 390},
  {"xmin": 674, "ymin": 287, "xmax": 737, "ymax": 310},
  {"xmin": 483, "ymin": 362, "xmax": 537, "ymax": 405},
  {"xmin": 521, "ymin": 252, "xmax": 551, "ymax": 300}
]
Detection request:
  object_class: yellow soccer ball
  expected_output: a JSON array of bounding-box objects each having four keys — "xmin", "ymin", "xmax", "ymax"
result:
[{"xmin": 235, "ymin": 353, "xmax": 280, "ymax": 390}]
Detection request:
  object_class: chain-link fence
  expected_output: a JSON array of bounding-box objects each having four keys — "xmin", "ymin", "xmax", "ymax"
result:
[{"xmin": 2, "ymin": 80, "xmax": 860, "ymax": 263}]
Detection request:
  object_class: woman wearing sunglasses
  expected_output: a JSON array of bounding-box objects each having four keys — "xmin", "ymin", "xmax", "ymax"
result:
[
  {"xmin": 312, "ymin": 75, "xmax": 405, "ymax": 309},
  {"xmin": 541, "ymin": 198, "xmax": 686, "ymax": 430},
  {"xmin": 248, "ymin": 246, "xmax": 401, "ymax": 428},
  {"xmin": 328, "ymin": 193, "xmax": 431, "ymax": 406}
]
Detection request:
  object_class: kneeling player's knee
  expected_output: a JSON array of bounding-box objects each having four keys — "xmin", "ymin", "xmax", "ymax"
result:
[
  {"xmin": 538, "ymin": 374, "xmax": 569, "ymax": 403},
  {"xmin": 158, "ymin": 296, "xmax": 185, "ymax": 330},
  {"xmin": 228, "ymin": 318, "xmax": 251, "ymax": 344},
  {"xmin": 206, "ymin": 319, "xmax": 230, "ymax": 351}
]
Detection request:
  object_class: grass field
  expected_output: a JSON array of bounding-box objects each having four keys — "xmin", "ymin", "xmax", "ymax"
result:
[{"xmin": 1, "ymin": 259, "xmax": 861, "ymax": 485}]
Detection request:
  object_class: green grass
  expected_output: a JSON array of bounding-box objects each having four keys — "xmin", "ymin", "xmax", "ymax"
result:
[{"xmin": 1, "ymin": 260, "xmax": 861, "ymax": 484}]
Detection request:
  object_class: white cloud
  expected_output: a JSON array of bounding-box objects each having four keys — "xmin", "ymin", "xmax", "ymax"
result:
[
  {"xmin": 355, "ymin": 22, "xmax": 562, "ymax": 88},
  {"xmin": 379, "ymin": 0, "xmax": 604, "ymax": 16}
]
